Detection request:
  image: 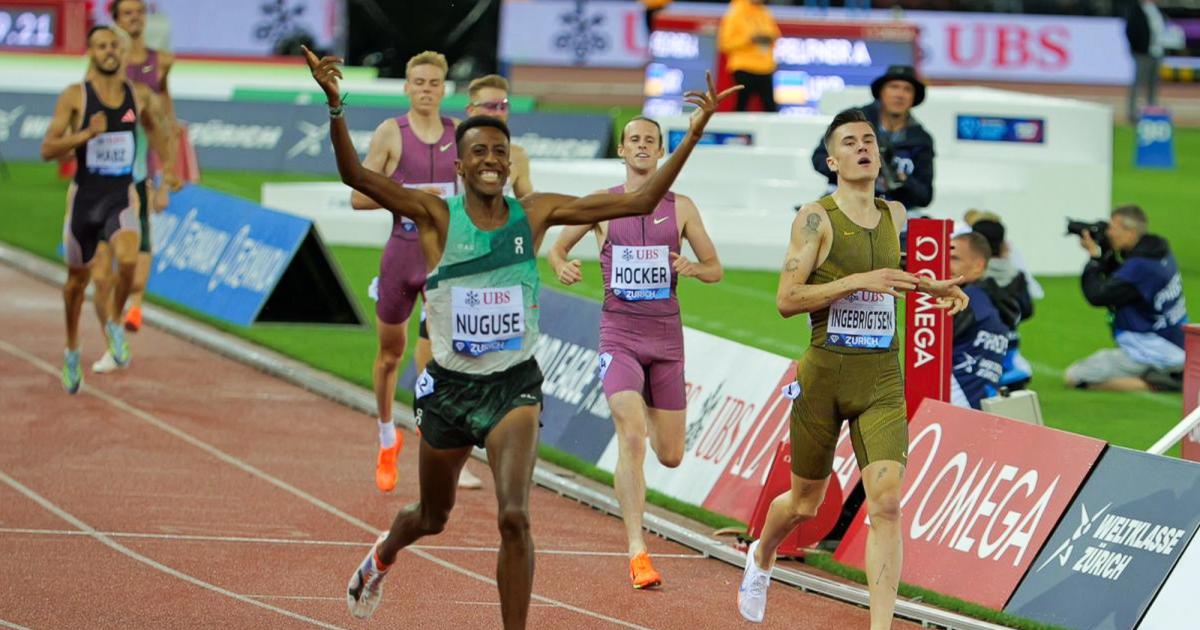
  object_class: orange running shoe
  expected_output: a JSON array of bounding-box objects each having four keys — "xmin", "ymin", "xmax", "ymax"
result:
[
  {"xmin": 375, "ymin": 433, "xmax": 403, "ymax": 492},
  {"xmin": 124, "ymin": 306, "xmax": 142, "ymax": 332},
  {"xmin": 629, "ymin": 551, "xmax": 662, "ymax": 589}
]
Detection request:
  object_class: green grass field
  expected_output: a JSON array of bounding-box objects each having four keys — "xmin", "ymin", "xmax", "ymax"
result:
[{"xmin": 4, "ymin": 124, "xmax": 1194, "ymax": 627}]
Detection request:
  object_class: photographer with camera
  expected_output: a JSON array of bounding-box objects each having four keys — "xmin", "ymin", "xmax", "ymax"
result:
[
  {"xmin": 1066, "ymin": 205, "xmax": 1189, "ymax": 392},
  {"xmin": 811, "ymin": 65, "xmax": 934, "ymax": 213}
]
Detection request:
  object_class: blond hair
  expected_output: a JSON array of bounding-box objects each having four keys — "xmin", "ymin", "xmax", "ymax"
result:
[
  {"xmin": 468, "ymin": 74, "xmax": 510, "ymax": 99},
  {"xmin": 406, "ymin": 50, "xmax": 448, "ymax": 77},
  {"xmin": 963, "ymin": 208, "xmax": 1001, "ymax": 226}
]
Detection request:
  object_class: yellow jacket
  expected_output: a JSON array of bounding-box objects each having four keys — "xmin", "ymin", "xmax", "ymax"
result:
[{"xmin": 717, "ymin": 0, "xmax": 780, "ymax": 75}]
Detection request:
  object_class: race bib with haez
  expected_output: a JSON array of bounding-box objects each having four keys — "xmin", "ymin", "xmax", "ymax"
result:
[
  {"xmin": 826, "ymin": 291, "xmax": 896, "ymax": 349},
  {"xmin": 451, "ymin": 285, "xmax": 524, "ymax": 357},
  {"xmin": 399, "ymin": 181, "xmax": 456, "ymax": 230},
  {"xmin": 610, "ymin": 245, "xmax": 671, "ymax": 301},
  {"xmin": 86, "ymin": 130, "xmax": 135, "ymax": 176}
]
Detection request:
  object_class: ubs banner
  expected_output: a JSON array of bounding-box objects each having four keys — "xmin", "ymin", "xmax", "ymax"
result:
[
  {"xmin": 1006, "ymin": 447, "xmax": 1200, "ymax": 630},
  {"xmin": 833, "ymin": 400, "xmax": 1106, "ymax": 609}
]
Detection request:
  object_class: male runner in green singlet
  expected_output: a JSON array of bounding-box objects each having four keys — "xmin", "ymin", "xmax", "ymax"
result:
[{"xmin": 737, "ymin": 109, "xmax": 967, "ymax": 628}]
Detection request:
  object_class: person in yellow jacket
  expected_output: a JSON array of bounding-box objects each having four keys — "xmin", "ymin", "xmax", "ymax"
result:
[{"xmin": 718, "ymin": 0, "xmax": 780, "ymax": 112}]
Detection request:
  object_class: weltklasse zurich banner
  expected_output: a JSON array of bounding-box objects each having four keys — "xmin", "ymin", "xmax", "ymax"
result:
[
  {"xmin": 500, "ymin": 0, "xmax": 649, "ymax": 68},
  {"xmin": 834, "ymin": 400, "xmax": 1106, "ymax": 609},
  {"xmin": 1005, "ymin": 447, "xmax": 1200, "ymax": 630}
]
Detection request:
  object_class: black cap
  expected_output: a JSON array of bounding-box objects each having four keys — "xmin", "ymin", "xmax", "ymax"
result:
[
  {"xmin": 871, "ymin": 65, "xmax": 926, "ymax": 107},
  {"xmin": 972, "ymin": 219, "xmax": 1006, "ymax": 258}
]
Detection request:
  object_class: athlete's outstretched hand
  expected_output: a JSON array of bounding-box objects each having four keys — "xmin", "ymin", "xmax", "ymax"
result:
[
  {"xmin": 301, "ymin": 45, "xmax": 344, "ymax": 104},
  {"xmin": 683, "ymin": 71, "xmax": 741, "ymax": 136},
  {"xmin": 855, "ymin": 268, "xmax": 920, "ymax": 299},
  {"xmin": 920, "ymin": 276, "xmax": 970, "ymax": 316},
  {"xmin": 556, "ymin": 259, "xmax": 583, "ymax": 285},
  {"xmin": 671, "ymin": 252, "xmax": 699, "ymax": 278}
]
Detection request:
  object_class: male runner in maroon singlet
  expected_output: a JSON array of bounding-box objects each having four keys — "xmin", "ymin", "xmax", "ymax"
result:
[
  {"xmin": 548, "ymin": 116, "xmax": 722, "ymax": 589},
  {"xmin": 40, "ymin": 25, "xmax": 170, "ymax": 393},
  {"xmin": 352, "ymin": 51, "xmax": 458, "ymax": 493},
  {"xmin": 111, "ymin": 0, "xmax": 180, "ymax": 333}
]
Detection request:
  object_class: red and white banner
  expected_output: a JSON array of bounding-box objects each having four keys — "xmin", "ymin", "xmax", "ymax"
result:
[
  {"xmin": 595, "ymin": 328, "xmax": 793, "ymax": 509},
  {"xmin": 905, "ymin": 219, "xmax": 952, "ymax": 419},
  {"xmin": 1183, "ymin": 324, "xmax": 1200, "ymax": 462},
  {"xmin": 833, "ymin": 400, "xmax": 1106, "ymax": 609}
]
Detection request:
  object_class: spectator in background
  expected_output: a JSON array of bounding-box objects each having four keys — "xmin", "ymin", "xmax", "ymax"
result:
[
  {"xmin": 1125, "ymin": 0, "xmax": 1166, "ymax": 123},
  {"xmin": 1067, "ymin": 204, "xmax": 1188, "ymax": 392},
  {"xmin": 949, "ymin": 232, "xmax": 1016, "ymax": 410},
  {"xmin": 642, "ymin": 0, "xmax": 672, "ymax": 34},
  {"xmin": 718, "ymin": 0, "xmax": 780, "ymax": 112},
  {"xmin": 811, "ymin": 65, "xmax": 933, "ymax": 213},
  {"xmin": 969, "ymin": 215, "xmax": 1035, "ymax": 388}
]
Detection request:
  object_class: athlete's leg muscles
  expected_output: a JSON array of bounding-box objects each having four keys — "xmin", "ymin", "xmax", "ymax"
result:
[
  {"xmin": 754, "ymin": 473, "xmax": 829, "ymax": 570},
  {"xmin": 610, "ymin": 390, "xmax": 654, "ymax": 556},
  {"xmin": 128, "ymin": 251, "xmax": 151, "ymax": 309},
  {"xmin": 89, "ymin": 243, "xmax": 114, "ymax": 327},
  {"xmin": 484, "ymin": 405, "xmax": 540, "ymax": 630},
  {"xmin": 109, "ymin": 230, "xmax": 139, "ymax": 318},
  {"xmin": 860, "ymin": 459, "xmax": 904, "ymax": 630},
  {"xmin": 646, "ymin": 407, "xmax": 685, "ymax": 468},
  {"xmin": 374, "ymin": 320, "xmax": 409, "ymax": 423},
  {"xmin": 64, "ymin": 266, "xmax": 91, "ymax": 350},
  {"xmin": 375, "ymin": 439, "xmax": 471, "ymax": 564}
]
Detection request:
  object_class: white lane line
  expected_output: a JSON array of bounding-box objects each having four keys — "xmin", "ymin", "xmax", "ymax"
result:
[
  {"xmin": 0, "ymin": 470, "xmax": 345, "ymax": 630},
  {"xmin": 0, "ymin": 619, "xmax": 33, "ymax": 630},
  {"xmin": 0, "ymin": 339, "xmax": 652, "ymax": 630},
  {"xmin": 0, "ymin": 528, "xmax": 705, "ymax": 558}
]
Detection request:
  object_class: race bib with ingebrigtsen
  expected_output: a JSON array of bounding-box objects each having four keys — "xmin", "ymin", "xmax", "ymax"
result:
[
  {"xmin": 826, "ymin": 291, "xmax": 895, "ymax": 349},
  {"xmin": 399, "ymin": 181, "xmax": 457, "ymax": 230},
  {"xmin": 86, "ymin": 131, "xmax": 135, "ymax": 176},
  {"xmin": 611, "ymin": 245, "xmax": 670, "ymax": 302},
  {"xmin": 451, "ymin": 285, "xmax": 524, "ymax": 357}
]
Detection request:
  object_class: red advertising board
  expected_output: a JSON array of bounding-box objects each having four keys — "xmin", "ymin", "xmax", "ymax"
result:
[
  {"xmin": 904, "ymin": 219, "xmax": 953, "ymax": 418},
  {"xmin": 1183, "ymin": 324, "xmax": 1200, "ymax": 462},
  {"xmin": 702, "ymin": 362, "xmax": 797, "ymax": 522},
  {"xmin": 833, "ymin": 400, "xmax": 1106, "ymax": 609}
]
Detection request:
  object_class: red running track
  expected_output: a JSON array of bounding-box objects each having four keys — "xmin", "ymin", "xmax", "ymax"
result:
[{"xmin": 0, "ymin": 264, "xmax": 913, "ymax": 629}]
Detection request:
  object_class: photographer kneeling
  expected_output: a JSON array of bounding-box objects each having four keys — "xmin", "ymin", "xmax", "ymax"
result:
[{"xmin": 1066, "ymin": 205, "xmax": 1189, "ymax": 392}]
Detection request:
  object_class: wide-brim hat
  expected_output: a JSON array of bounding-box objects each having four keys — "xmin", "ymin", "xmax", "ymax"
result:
[{"xmin": 871, "ymin": 65, "xmax": 926, "ymax": 107}]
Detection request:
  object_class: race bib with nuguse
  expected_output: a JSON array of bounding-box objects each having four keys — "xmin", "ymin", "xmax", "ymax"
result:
[
  {"xmin": 610, "ymin": 245, "xmax": 670, "ymax": 302},
  {"xmin": 451, "ymin": 285, "xmax": 525, "ymax": 357},
  {"xmin": 826, "ymin": 291, "xmax": 895, "ymax": 349},
  {"xmin": 86, "ymin": 131, "xmax": 135, "ymax": 176}
]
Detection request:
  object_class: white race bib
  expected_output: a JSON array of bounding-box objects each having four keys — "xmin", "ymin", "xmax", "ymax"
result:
[
  {"xmin": 826, "ymin": 291, "xmax": 895, "ymax": 349},
  {"xmin": 451, "ymin": 285, "xmax": 524, "ymax": 357},
  {"xmin": 86, "ymin": 130, "xmax": 134, "ymax": 176},
  {"xmin": 610, "ymin": 245, "xmax": 670, "ymax": 302}
]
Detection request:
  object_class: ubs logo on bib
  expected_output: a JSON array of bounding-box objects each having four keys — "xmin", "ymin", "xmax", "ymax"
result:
[
  {"xmin": 468, "ymin": 289, "xmax": 514, "ymax": 306},
  {"xmin": 846, "ymin": 292, "xmax": 888, "ymax": 304}
]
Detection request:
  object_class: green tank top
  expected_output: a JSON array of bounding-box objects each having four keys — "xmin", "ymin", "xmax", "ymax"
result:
[
  {"xmin": 424, "ymin": 195, "xmax": 540, "ymax": 374},
  {"xmin": 133, "ymin": 124, "xmax": 148, "ymax": 183},
  {"xmin": 808, "ymin": 195, "xmax": 901, "ymax": 354}
]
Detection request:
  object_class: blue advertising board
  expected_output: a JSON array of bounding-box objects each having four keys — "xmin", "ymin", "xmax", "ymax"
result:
[
  {"xmin": 956, "ymin": 115, "xmax": 1046, "ymax": 144},
  {"xmin": 1135, "ymin": 106, "xmax": 1175, "ymax": 169},
  {"xmin": 148, "ymin": 185, "xmax": 311, "ymax": 326},
  {"xmin": 0, "ymin": 90, "xmax": 612, "ymax": 171},
  {"xmin": 401, "ymin": 287, "xmax": 615, "ymax": 464},
  {"xmin": 1005, "ymin": 447, "xmax": 1200, "ymax": 629}
]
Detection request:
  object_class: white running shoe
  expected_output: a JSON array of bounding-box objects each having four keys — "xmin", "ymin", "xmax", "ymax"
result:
[
  {"xmin": 458, "ymin": 466, "xmax": 483, "ymax": 490},
  {"xmin": 346, "ymin": 532, "xmax": 390, "ymax": 619},
  {"xmin": 738, "ymin": 540, "xmax": 773, "ymax": 623},
  {"xmin": 92, "ymin": 350, "xmax": 123, "ymax": 374}
]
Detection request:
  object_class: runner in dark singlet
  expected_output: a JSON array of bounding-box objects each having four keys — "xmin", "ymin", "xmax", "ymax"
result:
[
  {"xmin": 548, "ymin": 116, "xmax": 722, "ymax": 589},
  {"xmin": 40, "ymin": 26, "xmax": 170, "ymax": 393},
  {"xmin": 350, "ymin": 51, "xmax": 461, "ymax": 493}
]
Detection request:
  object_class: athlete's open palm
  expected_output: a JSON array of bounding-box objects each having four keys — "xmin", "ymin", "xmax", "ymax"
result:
[
  {"xmin": 923, "ymin": 277, "xmax": 970, "ymax": 316},
  {"xmin": 301, "ymin": 45, "xmax": 343, "ymax": 103},
  {"xmin": 683, "ymin": 71, "xmax": 742, "ymax": 135}
]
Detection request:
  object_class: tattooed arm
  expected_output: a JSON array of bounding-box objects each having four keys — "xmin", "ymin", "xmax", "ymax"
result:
[{"xmin": 776, "ymin": 203, "xmax": 921, "ymax": 317}]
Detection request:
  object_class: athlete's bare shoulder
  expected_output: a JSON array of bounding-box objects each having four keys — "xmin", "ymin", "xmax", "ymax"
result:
[
  {"xmin": 885, "ymin": 199, "xmax": 906, "ymax": 236},
  {"xmin": 794, "ymin": 202, "xmax": 830, "ymax": 231}
]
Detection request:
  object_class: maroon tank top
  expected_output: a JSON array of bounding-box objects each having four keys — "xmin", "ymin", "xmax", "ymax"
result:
[
  {"xmin": 599, "ymin": 186, "xmax": 680, "ymax": 317},
  {"xmin": 388, "ymin": 114, "xmax": 457, "ymax": 238},
  {"xmin": 125, "ymin": 48, "xmax": 160, "ymax": 92}
]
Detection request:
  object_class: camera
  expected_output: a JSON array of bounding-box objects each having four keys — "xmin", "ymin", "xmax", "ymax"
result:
[
  {"xmin": 1066, "ymin": 218, "xmax": 1111, "ymax": 253},
  {"xmin": 877, "ymin": 139, "xmax": 903, "ymax": 192}
]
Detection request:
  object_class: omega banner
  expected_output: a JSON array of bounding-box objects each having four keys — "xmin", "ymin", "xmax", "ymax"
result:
[
  {"xmin": 833, "ymin": 400, "xmax": 1106, "ymax": 609},
  {"xmin": 904, "ymin": 219, "xmax": 952, "ymax": 418}
]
